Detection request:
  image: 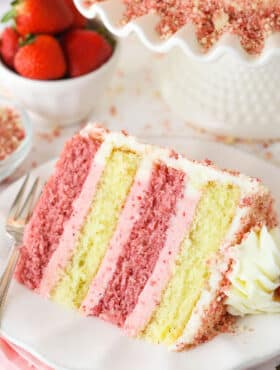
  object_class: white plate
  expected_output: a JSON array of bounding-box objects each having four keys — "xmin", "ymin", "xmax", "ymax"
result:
[
  {"xmin": 0, "ymin": 137, "xmax": 279, "ymax": 370},
  {"xmin": 74, "ymin": 0, "xmax": 280, "ymax": 66}
]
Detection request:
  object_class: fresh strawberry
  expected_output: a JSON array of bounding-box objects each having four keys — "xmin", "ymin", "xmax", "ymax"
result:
[
  {"xmin": 64, "ymin": 0, "xmax": 87, "ymax": 28},
  {"xmin": 0, "ymin": 27, "xmax": 20, "ymax": 68},
  {"xmin": 62, "ymin": 29, "xmax": 113, "ymax": 77},
  {"xmin": 14, "ymin": 35, "xmax": 67, "ymax": 80},
  {"xmin": 1, "ymin": 0, "xmax": 73, "ymax": 36}
]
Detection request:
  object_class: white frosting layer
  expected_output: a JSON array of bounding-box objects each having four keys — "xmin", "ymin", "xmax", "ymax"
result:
[
  {"xmin": 82, "ymin": 123, "xmax": 263, "ymax": 196},
  {"xmin": 226, "ymin": 226, "xmax": 280, "ymax": 316}
]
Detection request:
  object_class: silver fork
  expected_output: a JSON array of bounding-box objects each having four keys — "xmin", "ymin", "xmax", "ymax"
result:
[{"xmin": 0, "ymin": 174, "xmax": 40, "ymax": 319}]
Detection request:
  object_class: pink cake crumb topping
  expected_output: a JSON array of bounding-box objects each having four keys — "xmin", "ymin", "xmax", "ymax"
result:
[
  {"xmin": 85, "ymin": 0, "xmax": 280, "ymax": 54},
  {"xmin": 123, "ymin": 0, "xmax": 280, "ymax": 54},
  {"xmin": 91, "ymin": 164, "xmax": 186, "ymax": 326},
  {"xmin": 16, "ymin": 135, "xmax": 101, "ymax": 290}
]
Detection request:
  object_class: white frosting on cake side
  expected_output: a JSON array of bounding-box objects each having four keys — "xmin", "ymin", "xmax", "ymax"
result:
[
  {"xmin": 81, "ymin": 123, "xmax": 264, "ymax": 196},
  {"xmin": 226, "ymin": 226, "xmax": 280, "ymax": 316}
]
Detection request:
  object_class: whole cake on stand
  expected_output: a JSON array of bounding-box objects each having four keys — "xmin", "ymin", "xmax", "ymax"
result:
[{"xmin": 76, "ymin": 0, "xmax": 280, "ymax": 139}]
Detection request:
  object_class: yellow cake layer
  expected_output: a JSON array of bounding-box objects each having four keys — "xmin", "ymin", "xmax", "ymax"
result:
[
  {"xmin": 142, "ymin": 182, "xmax": 240, "ymax": 345},
  {"xmin": 51, "ymin": 149, "xmax": 140, "ymax": 308}
]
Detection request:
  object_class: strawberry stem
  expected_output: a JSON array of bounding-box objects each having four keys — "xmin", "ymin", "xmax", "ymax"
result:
[
  {"xmin": 19, "ymin": 34, "xmax": 36, "ymax": 47},
  {"xmin": 1, "ymin": 8, "xmax": 16, "ymax": 23}
]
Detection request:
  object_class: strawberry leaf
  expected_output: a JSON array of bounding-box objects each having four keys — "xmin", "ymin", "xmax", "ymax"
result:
[
  {"xmin": 19, "ymin": 34, "xmax": 36, "ymax": 47},
  {"xmin": 1, "ymin": 8, "xmax": 16, "ymax": 23}
]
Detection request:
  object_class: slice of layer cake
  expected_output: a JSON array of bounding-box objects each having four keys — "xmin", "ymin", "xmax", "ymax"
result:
[{"xmin": 15, "ymin": 124, "xmax": 280, "ymax": 350}]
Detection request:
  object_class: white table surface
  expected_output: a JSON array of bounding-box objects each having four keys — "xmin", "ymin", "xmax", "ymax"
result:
[{"xmin": 0, "ymin": 1, "xmax": 279, "ymax": 369}]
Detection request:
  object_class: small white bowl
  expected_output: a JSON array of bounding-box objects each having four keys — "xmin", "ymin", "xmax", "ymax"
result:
[
  {"xmin": 0, "ymin": 41, "xmax": 120, "ymax": 126},
  {"xmin": 0, "ymin": 97, "xmax": 32, "ymax": 182}
]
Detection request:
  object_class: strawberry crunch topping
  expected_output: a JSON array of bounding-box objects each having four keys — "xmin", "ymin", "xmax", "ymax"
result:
[
  {"xmin": 85, "ymin": 0, "xmax": 280, "ymax": 54},
  {"xmin": 0, "ymin": 107, "xmax": 25, "ymax": 161}
]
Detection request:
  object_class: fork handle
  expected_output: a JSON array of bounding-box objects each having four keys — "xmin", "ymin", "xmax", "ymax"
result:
[{"xmin": 0, "ymin": 243, "xmax": 20, "ymax": 320}]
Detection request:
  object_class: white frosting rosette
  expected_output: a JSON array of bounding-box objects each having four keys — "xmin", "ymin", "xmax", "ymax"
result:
[{"xmin": 226, "ymin": 226, "xmax": 280, "ymax": 316}]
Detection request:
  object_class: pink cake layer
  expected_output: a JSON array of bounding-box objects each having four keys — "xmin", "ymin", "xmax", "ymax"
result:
[
  {"xmin": 15, "ymin": 135, "xmax": 101, "ymax": 290},
  {"xmin": 89, "ymin": 164, "xmax": 186, "ymax": 326},
  {"xmin": 81, "ymin": 165, "xmax": 152, "ymax": 314},
  {"xmin": 124, "ymin": 189, "xmax": 200, "ymax": 336},
  {"xmin": 39, "ymin": 143, "xmax": 106, "ymax": 297}
]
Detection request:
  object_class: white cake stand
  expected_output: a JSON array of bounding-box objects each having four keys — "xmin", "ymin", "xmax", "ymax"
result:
[
  {"xmin": 75, "ymin": 0, "xmax": 280, "ymax": 140},
  {"xmin": 156, "ymin": 50, "xmax": 280, "ymax": 139}
]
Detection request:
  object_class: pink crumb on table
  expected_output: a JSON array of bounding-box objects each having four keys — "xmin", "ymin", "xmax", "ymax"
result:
[
  {"xmin": 15, "ymin": 134, "xmax": 101, "ymax": 289},
  {"xmin": 36, "ymin": 126, "xmax": 62, "ymax": 143},
  {"xmin": 91, "ymin": 164, "xmax": 185, "ymax": 326},
  {"xmin": 0, "ymin": 107, "xmax": 25, "ymax": 161},
  {"xmin": 109, "ymin": 105, "xmax": 117, "ymax": 116},
  {"xmin": 264, "ymin": 151, "xmax": 273, "ymax": 160},
  {"xmin": 31, "ymin": 160, "xmax": 38, "ymax": 168}
]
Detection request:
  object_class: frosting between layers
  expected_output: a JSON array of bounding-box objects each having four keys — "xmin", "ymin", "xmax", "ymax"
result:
[
  {"xmin": 124, "ymin": 183, "xmax": 200, "ymax": 336},
  {"xmin": 16, "ymin": 134, "xmax": 100, "ymax": 290},
  {"xmin": 226, "ymin": 226, "xmax": 280, "ymax": 316},
  {"xmin": 81, "ymin": 158, "xmax": 153, "ymax": 314},
  {"xmin": 89, "ymin": 164, "xmax": 186, "ymax": 325},
  {"xmin": 82, "ymin": 124, "xmax": 262, "ymax": 195},
  {"xmin": 39, "ymin": 139, "xmax": 110, "ymax": 297},
  {"xmin": 52, "ymin": 148, "xmax": 140, "ymax": 308}
]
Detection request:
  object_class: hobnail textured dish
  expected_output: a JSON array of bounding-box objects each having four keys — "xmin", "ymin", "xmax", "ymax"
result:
[
  {"xmin": 74, "ymin": 0, "xmax": 280, "ymax": 139},
  {"xmin": 156, "ymin": 49, "xmax": 280, "ymax": 140},
  {"xmin": 74, "ymin": 0, "xmax": 280, "ymax": 66}
]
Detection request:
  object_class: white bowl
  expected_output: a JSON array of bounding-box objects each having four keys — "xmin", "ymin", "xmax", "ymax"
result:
[
  {"xmin": 74, "ymin": 0, "xmax": 280, "ymax": 66},
  {"xmin": 0, "ymin": 42, "xmax": 120, "ymax": 126},
  {"xmin": 0, "ymin": 97, "xmax": 32, "ymax": 182}
]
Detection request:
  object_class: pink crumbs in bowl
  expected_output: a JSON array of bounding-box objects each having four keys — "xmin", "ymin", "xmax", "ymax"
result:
[{"xmin": 0, "ymin": 107, "xmax": 25, "ymax": 161}]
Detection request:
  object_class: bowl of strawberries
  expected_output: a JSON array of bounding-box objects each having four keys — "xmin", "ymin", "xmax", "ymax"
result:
[{"xmin": 0, "ymin": 0, "xmax": 119, "ymax": 126}]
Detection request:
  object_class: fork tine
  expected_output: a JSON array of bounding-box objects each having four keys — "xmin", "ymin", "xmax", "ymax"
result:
[
  {"xmin": 8, "ymin": 174, "xmax": 30, "ymax": 220},
  {"xmin": 16, "ymin": 177, "xmax": 40, "ymax": 224}
]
